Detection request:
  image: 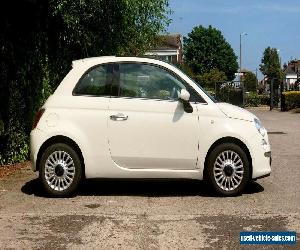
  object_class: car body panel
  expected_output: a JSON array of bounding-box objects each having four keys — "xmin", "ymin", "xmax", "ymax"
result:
[{"xmin": 108, "ymin": 97, "xmax": 199, "ymax": 170}]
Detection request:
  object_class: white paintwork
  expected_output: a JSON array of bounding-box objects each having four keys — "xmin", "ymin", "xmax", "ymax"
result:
[
  {"xmin": 178, "ymin": 89, "xmax": 190, "ymax": 101},
  {"xmin": 216, "ymin": 102, "xmax": 257, "ymax": 121},
  {"xmin": 30, "ymin": 56, "xmax": 271, "ymax": 181},
  {"xmin": 108, "ymin": 98, "xmax": 198, "ymax": 170}
]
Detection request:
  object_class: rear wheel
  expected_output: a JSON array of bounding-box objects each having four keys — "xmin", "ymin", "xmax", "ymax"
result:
[
  {"xmin": 39, "ymin": 143, "xmax": 82, "ymax": 197},
  {"xmin": 207, "ymin": 143, "xmax": 250, "ymax": 196}
]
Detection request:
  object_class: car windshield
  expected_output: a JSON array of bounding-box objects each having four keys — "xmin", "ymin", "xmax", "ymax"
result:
[{"xmin": 167, "ymin": 62, "xmax": 218, "ymax": 103}]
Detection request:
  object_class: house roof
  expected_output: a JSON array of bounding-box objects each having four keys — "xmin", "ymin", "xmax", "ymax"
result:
[
  {"xmin": 283, "ymin": 59, "xmax": 300, "ymax": 75},
  {"xmin": 153, "ymin": 34, "xmax": 182, "ymax": 50},
  {"xmin": 284, "ymin": 67, "xmax": 297, "ymax": 75}
]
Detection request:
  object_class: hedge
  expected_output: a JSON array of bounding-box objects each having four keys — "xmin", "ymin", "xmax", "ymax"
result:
[
  {"xmin": 212, "ymin": 86, "xmax": 244, "ymax": 106},
  {"xmin": 245, "ymin": 92, "xmax": 270, "ymax": 107},
  {"xmin": 282, "ymin": 91, "xmax": 300, "ymax": 111}
]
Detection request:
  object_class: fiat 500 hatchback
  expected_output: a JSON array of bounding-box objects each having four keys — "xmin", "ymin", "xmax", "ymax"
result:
[{"xmin": 30, "ymin": 56, "xmax": 271, "ymax": 197}]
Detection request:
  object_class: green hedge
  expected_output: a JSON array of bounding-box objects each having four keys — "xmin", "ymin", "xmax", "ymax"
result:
[
  {"xmin": 217, "ymin": 88, "xmax": 243, "ymax": 106},
  {"xmin": 282, "ymin": 91, "xmax": 300, "ymax": 110},
  {"xmin": 245, "ymin": 92, "xmax": 270, "ymax": 107}
]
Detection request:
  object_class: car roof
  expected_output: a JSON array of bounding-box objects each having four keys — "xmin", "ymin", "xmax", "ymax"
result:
[{"xmin": 72, "ymin": 56, "xmax": 169, "ymax": 68}]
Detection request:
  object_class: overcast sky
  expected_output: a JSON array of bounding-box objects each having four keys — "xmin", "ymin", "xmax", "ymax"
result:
[{"xmin": 168, "ymin": 0, "xmax": 300, "ymax": 79}]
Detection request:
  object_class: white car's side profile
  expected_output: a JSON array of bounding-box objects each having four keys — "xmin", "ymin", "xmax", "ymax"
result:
[{"xmin": 30, "ymin": 56, "xmax": 271, "ymax": 197}]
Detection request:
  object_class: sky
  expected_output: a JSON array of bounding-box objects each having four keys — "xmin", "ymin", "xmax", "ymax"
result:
[{"xmin": 167, "ymin": 0, "xmax": 300, "ymax": 79}]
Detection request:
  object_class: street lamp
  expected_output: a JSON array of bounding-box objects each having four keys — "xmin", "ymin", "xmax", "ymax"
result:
[
  {"xmin": 239, "ymin": 32, "xmax": 248, "ymax": 76},
  {"xmin": 276, "ymin": 49, "xmax": 284, "ymax": 107},
  {"xmin": 277, "ymin": 49, "xmax": 281, "ymax": 67},
  {"xmin": 240, "ymin": 32, "xmax": 247, "ymax": 106}
]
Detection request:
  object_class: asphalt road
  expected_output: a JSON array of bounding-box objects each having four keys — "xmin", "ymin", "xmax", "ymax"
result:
[{"xmin": 0, "ymin": 108, "xmax": 299, "ymax": 249}]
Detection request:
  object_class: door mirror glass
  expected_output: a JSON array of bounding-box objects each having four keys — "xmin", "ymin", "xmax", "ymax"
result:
[{"xmin": 178, "ymin": 89, "xmax": 190, "ymax": 102}]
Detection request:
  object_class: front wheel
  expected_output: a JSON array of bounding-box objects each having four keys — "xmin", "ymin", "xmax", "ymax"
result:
[
  {"xmin": 39, "ymin": 143, "xmax": 82, "ymax": 197},
  {"xmin": 207, "ymin": 143, "xmax": 250, "ymax": 196}
]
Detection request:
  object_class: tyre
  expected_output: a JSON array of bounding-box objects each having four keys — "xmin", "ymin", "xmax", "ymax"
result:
[
  {"xmin": 207, "ymin": 143, "xmax": 250, "ymax": 196},
  {"xmin": 39, "ymin": 143, "xmax": 82, "ymax": 197}
]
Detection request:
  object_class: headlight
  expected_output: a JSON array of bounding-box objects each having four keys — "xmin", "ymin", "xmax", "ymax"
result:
[{"xmin": 254, "ymin": 118, "xmax": 266, "ymax": 136}]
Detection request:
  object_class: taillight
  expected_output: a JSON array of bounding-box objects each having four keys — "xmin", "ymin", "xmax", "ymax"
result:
[{"xmin": 32, "ymin": 108, "xmax": 45, "ymax": 129}]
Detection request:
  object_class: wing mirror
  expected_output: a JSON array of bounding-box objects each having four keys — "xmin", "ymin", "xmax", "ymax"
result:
[
  {"xmin": 178, "ymin": 89, "xmax": 193, "ymax": 113},
  {"xmin": 178, "ymin": 89, "xmax": 190, "ymax": 102}
]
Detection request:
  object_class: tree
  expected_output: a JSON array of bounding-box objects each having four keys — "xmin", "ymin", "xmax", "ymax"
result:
[
  {"xmin": 243, "ymin": 71, "xmax": 258, "ymax": 92},
  {"xmin": 184, "ymin": 25, "xmax": 238, "ymax": 81},
  {"xmin": 51, "ymin": 0, "xmax": 171, "ymax": 57},
  {"xmin": 0, "ymin": 0, "xmax": 170, "ymax": 164},
  {"xmin": 196, "ymin": 68, "xmax": 227, "ymax": 89},
  {"xmin": 174, "ymin": 63, "xmax": 195, "ymax": 78},
  {"xmin": 259, "ymin": 47, "xmax": 283, "ymax": 105},
  {"xmin": 259, "ymin": 47, "xmax": 282, "ymax": 81}
]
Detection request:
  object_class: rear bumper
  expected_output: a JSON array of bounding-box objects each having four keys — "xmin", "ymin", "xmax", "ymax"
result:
[{"xmin": 30, "ymin": 128, "xmax": 48, "ymax": 171}]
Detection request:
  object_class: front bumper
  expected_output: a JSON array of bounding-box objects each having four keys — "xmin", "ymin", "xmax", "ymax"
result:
[
  {"xmin": 253, "ymin": 151, "xmax": 271, "ymax": 180},
  {"xmin": 251, "ymin": 139, "xmax": 272, "ymax": 179}
]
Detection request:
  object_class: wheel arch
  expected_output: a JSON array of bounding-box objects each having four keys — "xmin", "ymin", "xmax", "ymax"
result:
[
  {"xmin": 203, "ymin": 136, "xmax": 252, "ymax": 180},
  {"xmin": 36, "ymin": 135, "xmax": 85, "ymax": 177}
]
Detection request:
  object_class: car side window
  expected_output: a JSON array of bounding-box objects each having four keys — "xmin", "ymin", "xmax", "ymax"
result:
[
  {"xmin": 117, "ymin": 63, "xmax": 205, "ymax": 103},
  {"xmin": 73, "ymin": 64, "xmax": 111, "ymax": 96},
  {"xmin": 118, "ymin": 63, "xmax": 187, "ymax": 101}
]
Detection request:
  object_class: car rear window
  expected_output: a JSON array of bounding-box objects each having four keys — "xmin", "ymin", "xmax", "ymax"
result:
[{"xmin": 73, "ymin": 64, "xmax": 112, "ymax": 96}]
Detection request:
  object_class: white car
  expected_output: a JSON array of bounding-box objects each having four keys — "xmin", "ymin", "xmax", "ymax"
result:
[{"xmin": 30, "ymin": 56, "xmax": 271, "ymax": 197}]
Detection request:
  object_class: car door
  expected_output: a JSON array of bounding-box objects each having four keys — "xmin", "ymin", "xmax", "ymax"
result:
[{"xmin": 107, "ymin": 62, "xmax": 201, "ymax": 170}]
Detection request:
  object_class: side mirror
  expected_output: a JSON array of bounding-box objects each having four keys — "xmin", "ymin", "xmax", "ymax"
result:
[
  {"xmin": 178, "ymin": 89, "xmax": 190, "ymax": 102},
  {"xmin": 178, "ymin": 89, "xmax": 193, "ymax": 113}
]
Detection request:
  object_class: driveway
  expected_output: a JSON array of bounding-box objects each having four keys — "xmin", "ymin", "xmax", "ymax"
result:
[{"xmin": 0, "ymin": 109, "xmax": 299, "ymax": 249}]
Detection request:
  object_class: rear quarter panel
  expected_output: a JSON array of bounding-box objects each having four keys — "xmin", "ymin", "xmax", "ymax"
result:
[{"xmin": 37, "ymin": 95, "xmax": 112, "ymax": 178}]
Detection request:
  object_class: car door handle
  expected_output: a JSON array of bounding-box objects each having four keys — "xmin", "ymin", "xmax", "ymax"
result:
[{"xmin": 110, "ymin": 113, "xmax": 128, "ymax": 121}]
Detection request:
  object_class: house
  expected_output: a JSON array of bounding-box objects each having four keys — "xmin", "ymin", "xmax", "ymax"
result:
[
  {"xmin": 233, "ymin": 68, "xmax": 251, "ymax": 88},
  {"xmin": 283, "ymin": 60, "xmax": 300, "ymax": 90},
  {"xmin": 259, "ymin": 76, "xmax": 269, "ymax": 93},
  {"xmin": 145, "ymin": 34, "xmax": 183, "ymax": 64}
]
